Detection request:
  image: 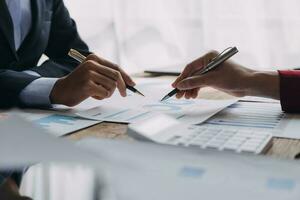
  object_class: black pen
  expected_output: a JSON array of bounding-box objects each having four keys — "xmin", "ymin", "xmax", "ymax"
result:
[
  {"xmin": 161, "ymin": 47, "xmax": 239, "ymax": 101},
  {"xmin": 68, "ymin": 49, "xmax": 145, "ymax": 97}
]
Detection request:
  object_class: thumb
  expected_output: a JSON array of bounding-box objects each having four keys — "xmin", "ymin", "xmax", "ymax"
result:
[
  {"xmin": 177, "ymin": 75, "xmax": 209, "ymax": 90},
  {"xmin": 173, "ymin": 63, "xmax": 201, "ymax": 87}
]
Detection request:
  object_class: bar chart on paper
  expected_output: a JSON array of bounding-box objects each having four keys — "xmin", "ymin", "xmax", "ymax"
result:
[
  {"xmin": 8, "ymin": 110, "xmax": 101, "ymax": 137},
  {"xmin": 77, "ymin": 78, "xmax": 237, "ymax": 124},
  {"xmin": 31, "ymin": 114, "xmax": 99, "ymax": 137},
  {"xmin": 143, "ymin": 99, "xmax": 194, "ymax": 111},
  {"xmin": 34, "ymin": 114, "xmax": 78, "ymax": 127},
  {"xmin": 199, "ymin": 101, "xmax": 299, "ymax": 139},
  {"xmin": 80, "ymin": 98, "xmax": 216, "ymax": 124},
  {"xmin": 204, "ymin": 102, "xmax": 284, "ymax": 129}
]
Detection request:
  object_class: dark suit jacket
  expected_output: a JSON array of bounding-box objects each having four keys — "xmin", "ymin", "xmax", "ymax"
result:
[{"xmin": 0, "ymin": 0, "xmax": 90, "ymax": 108}]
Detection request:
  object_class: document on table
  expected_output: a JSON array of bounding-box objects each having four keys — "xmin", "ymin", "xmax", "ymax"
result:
[
  {"xmin": 0, "ymin": 115, "xmax": 100, "ymax": 169},
  {"xmin": 204, "ymin": 101, "xmax": 300, "ymax": 139},
  {"xmin": 1, "ymin": 109, "xmax": 100, "ymax": 137},
  {"xmin": 77, "ymin": 78, "xmax": 237, "ymax": 124}
]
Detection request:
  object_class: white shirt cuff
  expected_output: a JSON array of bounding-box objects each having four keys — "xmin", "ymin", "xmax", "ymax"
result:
[{"xmin": 19, "ymin": 77, "xmax": 58, "ymax": 107}]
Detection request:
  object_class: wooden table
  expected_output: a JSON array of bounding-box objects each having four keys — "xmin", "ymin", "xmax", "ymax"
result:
[{"xmin": 69, "ymin": 76, "xmax": 300, "ymax": 160}]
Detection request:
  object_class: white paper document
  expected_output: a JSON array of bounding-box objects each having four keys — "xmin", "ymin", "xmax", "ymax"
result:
[
  {"xmin": 77, "ymin": 78, "xmax": 236, "ymax": 124},
  {"xmin": 204, "ymin": 101, "xmax": 300, "ymax": 139},
  {"xmin": 1, "ymin": 109, "xmax": 100, "ymax": 137},
  {"xmin": 0, "ymin": 115, "xmax": 100, "ymax": 169}
]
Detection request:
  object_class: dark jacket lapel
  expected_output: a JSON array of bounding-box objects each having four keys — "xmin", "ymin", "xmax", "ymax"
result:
[{"xmin": 0, "ymin": 0, "xmax": 17, "ymax": 59}]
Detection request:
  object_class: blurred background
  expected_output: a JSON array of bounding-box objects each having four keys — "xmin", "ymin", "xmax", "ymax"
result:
[{"xmin": 64, "ymin": 0, "xmax": 300, "ymax": 73}]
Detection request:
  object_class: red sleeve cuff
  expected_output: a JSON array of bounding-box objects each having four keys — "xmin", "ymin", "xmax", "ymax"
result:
[{"xmin": 278, "ymin": 70, "xmax": 300, "ymax": 112}]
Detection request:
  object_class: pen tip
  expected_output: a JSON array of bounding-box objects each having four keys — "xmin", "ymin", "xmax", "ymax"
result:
[
  {"xmin": 160, "ymin": 96, "xmax": 168, "ymax": 102},
  {"xmin": 136, "ymin": 91, "xmax": 145, "ymax": 97}
]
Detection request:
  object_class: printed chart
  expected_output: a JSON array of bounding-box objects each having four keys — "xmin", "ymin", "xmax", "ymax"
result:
[
  {"xmin": 77, "ymin": 79, "xmax": 236, "ymax": 124},
  {"xmin": 32, "ymin": 114, "xmax": 99, "ymax": 137},
  {"xmin": 34, "ymin": 114, "xmax": 80, "ymax": 128},
  {"xmin": 11, "ymin": 109, "xmax": 101, "ymax": 137},
  {"xmin": 204, "ymin": 102, "xmax": 284, "ymax": 129},
  {"xmin": 143, "ymin": 99, "xmax": 194, "ymax": 112},
  {"xmin": 200, "ymin": 101, "xmax": 300, "ymax": 139}
]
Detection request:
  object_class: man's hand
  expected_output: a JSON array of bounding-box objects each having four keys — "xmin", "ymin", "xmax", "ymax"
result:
[
  {"xmin": 172, "ymin": 50, "xmax": 280, "ymax": 100},
  {"xmin": 50, "ymin": 54, "xmax": 135, "ymax": 107}
]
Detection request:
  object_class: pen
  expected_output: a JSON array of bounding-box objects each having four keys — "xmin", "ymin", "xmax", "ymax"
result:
[
  {"xmin": 161, "ymin": 47, "xmax": 239, "ymax": 101},
  {"xmin": 68, "ymin": 49, "xmax": 145, "ymax": 97}
]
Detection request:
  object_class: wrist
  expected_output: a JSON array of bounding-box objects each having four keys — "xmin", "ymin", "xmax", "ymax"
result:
[
  {"xmin": 50, "ymin": 78, "xmax": 66, "ymax": 104},
  {"xmin": 246, "ymin": 70, "xmax": 280, "ymax": 99}
]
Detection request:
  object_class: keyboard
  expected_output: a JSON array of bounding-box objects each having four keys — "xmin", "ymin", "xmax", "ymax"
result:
[
  {"xmin": 127, "ymin": 115, "xmax": 273, "ymax": 155},
  {"xmin": 166, "ymin": 125, "xmax": 273, "ymax": 154}
]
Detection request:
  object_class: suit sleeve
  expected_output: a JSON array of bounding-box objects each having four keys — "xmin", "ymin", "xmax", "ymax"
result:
[
  {"xmin": 19, "ymin": 77, "xmax": 58, "ymax": 107},
  {"xmin": 30, "ymin": 0, "xmax": 90, "ymax": 78},
  {"xmin": 0, "ymin": 70, "xmax": 38, "ymax": 108},
  {"xmin": 278, "ymin": 70, "xmax": 300, "ymax": 112},
  {"xmin": 0, "ymin": 0, "xmax": 90, "ymax": 108}
]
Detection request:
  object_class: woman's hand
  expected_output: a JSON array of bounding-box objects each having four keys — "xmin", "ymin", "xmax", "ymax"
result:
[{"xmin": 172, "ymin": 50, "xmax": 280, "ymax": 100}]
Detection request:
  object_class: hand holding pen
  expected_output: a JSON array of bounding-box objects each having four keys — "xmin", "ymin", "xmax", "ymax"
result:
[
  {"xmin": 162, "ymin": 47, "xmax": 239, "ymax": 101},
  {"xmin": 69, "ymin": 49, "xmax": 144, "ymax": 97},
  {"xmin": 50, "ymin": 50, "xmax": 143, "ymax": 107}
]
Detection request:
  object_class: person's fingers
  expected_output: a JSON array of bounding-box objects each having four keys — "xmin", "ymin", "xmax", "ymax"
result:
[
  {"xmin": 176, "ymin": 88, "xmax": 199, "ymax": 99},
  {"xmin": 186, "ymin": 89, "xmax": 197, "ymax": 99},
  {"xmin": 84, "ymin": 60, "xmax": 127, "ymax": 97},
  {"xmin": 86, "ymin": 54, "xmax": 118, "ymax": 70},
  {"xmin": 177, "ymin": 74, "xmax": 211, "ymax": 90},
  {"xmin": 87, "ymin": 81, "xmax": 110, "ymax": 99},
  {"xmin": 185, "ymin": 90, "xmax": 194, "ymax": 99},
  {"xmin": 176, "ymin": 90, "xmax": 185, "ymax": 99},
  {"xmin": 86, "ymin": 54, "xmax": 135, "ymax": 86},
  {"xmin": 192, "ymin": 88, "xmax": 199, "ymax": 98},
  {"xmin": 92, "ymin": 96, "xmax": 104, "ymax": 100},
  {"xmin": 118, "ymin": 67, "xmax": 135, "ymax": 86},
  {"xmin": 184, "ymin": 91, "xmax": 190, "ymax": 99},
  {"xmin": 89, "ymin": 70, "xmax": 117, "ymax": 96},
  {"xmin": 172, "ymin": 50, "xmax": 219, "ymax": 87},
  {"xmin": 99, "ymin": 67, "xmax": 126, "ymax": 97},
  {"xmin": 173, "ymin": 58, "xmax": 206, "ymax": 87},
  {"xmin": 173, "ymin": 64, "xmax": 195, "ymax": 87},
  {"xmin": 110, "ymin": 69, "xmax": 127, "ymax": 97}
]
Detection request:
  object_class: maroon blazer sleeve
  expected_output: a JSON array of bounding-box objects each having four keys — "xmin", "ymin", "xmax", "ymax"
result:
[{"xmin": 278, "ymin": 70, "xmax": 300, "ymax": 112}]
